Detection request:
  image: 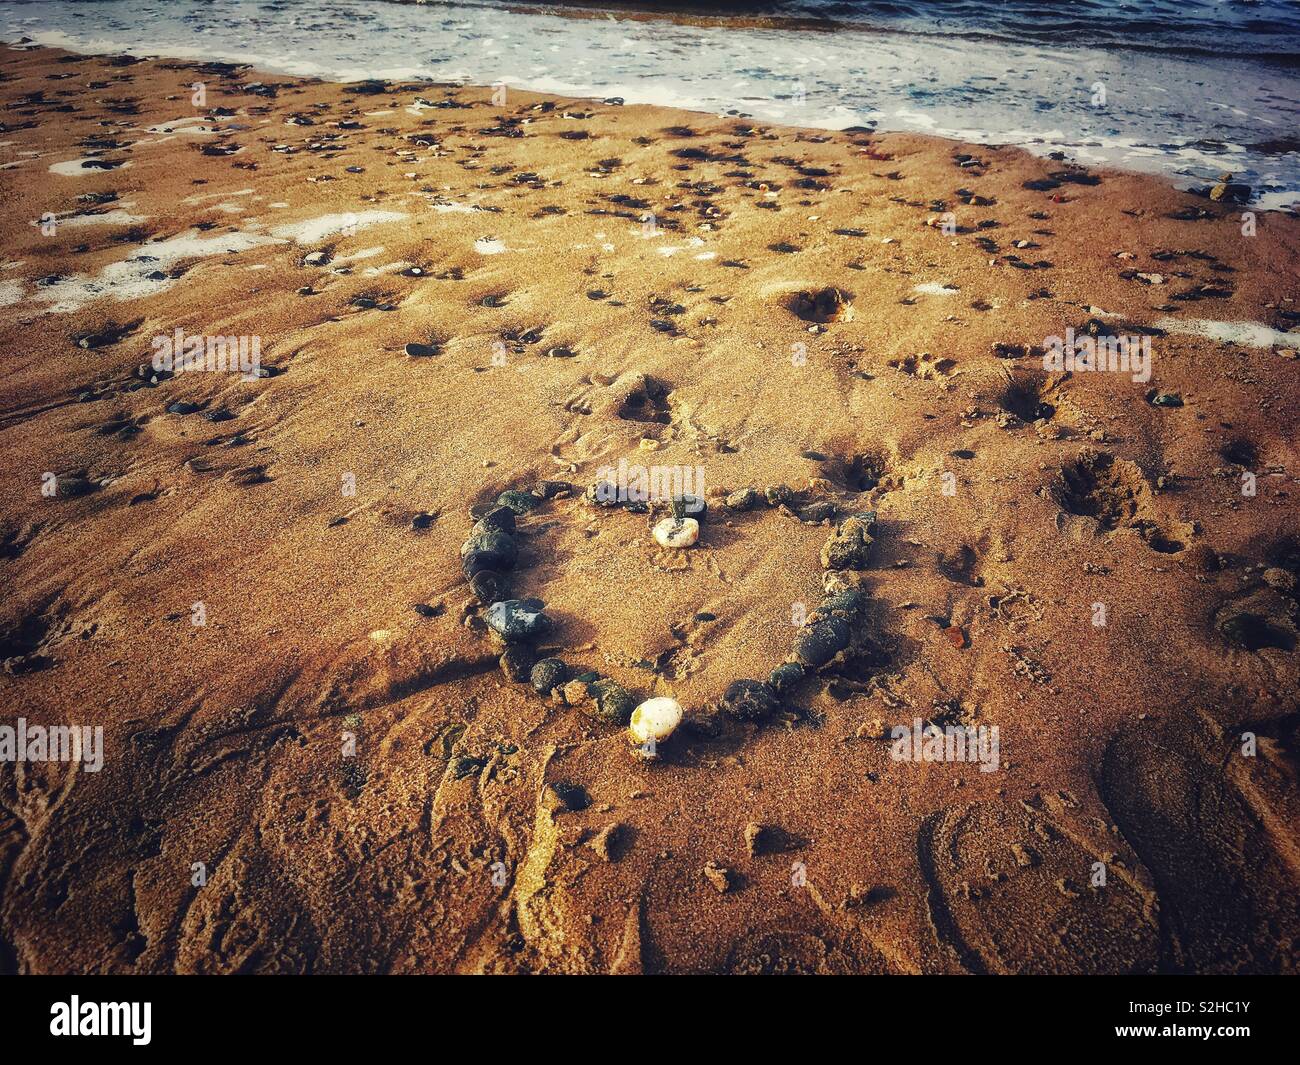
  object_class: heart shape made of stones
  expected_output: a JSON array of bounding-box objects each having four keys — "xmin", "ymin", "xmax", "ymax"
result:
[{"xmin": 458, "ymin": 477, "xmax": 883, "ymax": 757}]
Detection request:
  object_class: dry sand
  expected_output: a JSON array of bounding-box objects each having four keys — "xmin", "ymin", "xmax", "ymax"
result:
[{"xmin": 0, "ymin": 45, "xmax": 1298, "ymax": 974}]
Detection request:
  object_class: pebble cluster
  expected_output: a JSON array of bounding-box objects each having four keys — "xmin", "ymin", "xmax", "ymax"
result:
[{"xmin": 458, "ymin": 477, "xmax": 883, "ymax": 756}]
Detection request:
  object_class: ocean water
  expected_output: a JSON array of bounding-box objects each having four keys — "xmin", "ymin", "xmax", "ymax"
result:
[{"xmin": 2, "ymin": 0, "xmax": 1297, "ymax": 208}]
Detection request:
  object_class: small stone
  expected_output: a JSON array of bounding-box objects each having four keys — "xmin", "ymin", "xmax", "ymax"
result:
[
  {"xmin": 484, "ymin": 599, "xmax": 552, "ymax": 641},
  {"xmin": 821, "ymin": 512, "xmax": 876, "ymax": 570},
  {"xmin": 724, "ymin": 487, "xmax": 760, "ymax": 511},
  {"xmin": 52, "ymin": 474, "xmax": 95, "ymax": 498},
  {"xmin": 499, "ymin": 644, "xmax": 534, "ymax": 682},
  {"xmin": 1149, "ymin": 391, "xmax": 1183, "ymax": 408},
  {"xmin": 702, "ymin": 861, "xmax": 734, "ymax": 893},
  {"xmin": 534, "ymin": 480, "xmax": 573, "ymax": 499},
  {"xmin": 461, "ymin": 525, "xmax": 517, "ymax": 576},
  {"xmin": 653, "ymin": 516, "xmax": 699, "ymax": 549},
  {"xmin": 769, "ymin": 661, "xmax": 805, "ymax": 693},
  {"xmin": 670, "ymin": 494, "xmax": 707, "ymax": 519},
  {"xmin": 764, "ymin": 484, "xmax": 795, "ymax": 507},
  {"xmin": 475, "ymin": 506, "xmax": 516, "ymax": 534},
  {"xmin": 792, "ymin": 617, "xmax": 851, "ymax": 668},
  {"xmin": 586, "ymin": 678, "xmax": 636, "ymax": 725},
  {"xmin": 404, "ymin": 341, "xmax": 438, "ymax": 357},
  {"xmin": 585, "ymin": 480, "xmax": 621, "ymax": 507},
  {"xmin": 468, "ymin": 570, "xmax": 503, "ymax": 602},
  {"xmin": 303, "ymin": 250, "xmax": 328, "ymax": 265},
  {"xmin": 799, "ymin": 501, "xmax": 837, "ymax": 524},
  {"xmin": 496, "ymin": 489, "xmax": 540, "ymax": 514},
  {"xmin": 167, "ymin": 400, "xmax": 200, "ymax": 415},
  {"xmin": 818, "ymin": 589, "xmax": 869, "ymax": 617},
  {"xmin": 627, "ymin": 696, "xmax": 683, "ymax": 748},
  {"xmin": 530, "ymin": 657, "xmax": 568, "ymax": 695},
  {"xmin": 720, "ymin": 679, "xmax": 780, "ymax": 721},
  {"xmin": 545, "ymin": 345, "xmax": 575, "ymax": 358}
]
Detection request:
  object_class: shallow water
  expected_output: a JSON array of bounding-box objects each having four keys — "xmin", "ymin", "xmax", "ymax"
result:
[{"xmin": 2, "ymin": 0, "xmax": 1297, "ymax": 208}]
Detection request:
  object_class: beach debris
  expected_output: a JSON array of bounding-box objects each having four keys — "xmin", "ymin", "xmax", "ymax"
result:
[
  {"xmin": 1209, "ymin": 174, "xmax": 1251, "ymax": 203},
  {"xmin": 485, "ymin": 598, "xmax": 552, "ymax": 642},
  {"xmin": 628, "ymin": 696, "xmax": 684, "ymax": 752}
]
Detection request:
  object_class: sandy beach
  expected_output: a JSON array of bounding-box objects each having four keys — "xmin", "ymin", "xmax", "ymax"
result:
[{"xmin": 0, "ymin": 41, "xmax": 1298, "ymax": 974}]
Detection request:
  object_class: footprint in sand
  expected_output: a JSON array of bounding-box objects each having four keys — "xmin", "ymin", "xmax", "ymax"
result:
[
  {"xmin": 917, "ymin": 799, "xmax": 1159, "ymax": 974},
  {"xmin": 1097, "ymin": 711, "xmax": 1300, "ymax": 973}
]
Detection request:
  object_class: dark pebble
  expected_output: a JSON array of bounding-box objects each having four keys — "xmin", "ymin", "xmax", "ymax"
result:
[
  {"xmin": 167, "ymin": 401, "xmax": 200, "ymax": 415},
  {"xmin": 530, "ymin": 657, "xmax": 568, "ymax": 695},
  {"xmin": 461, "ymin": 525, "xmax": 517, "ymax": 576},
  {"xmin": 585, "ymin": 677, "xmax": 635, "ymax": 725},
  {"xmin": 770, "ymin": 661, "xmax": 805, "ymax": 693},
  {"xmin": 720, "ymin": 679, "xmax": 781, "ymax": 721},
  {"xmin": 496, "ymin": 489, "xmax": 541, "ymax": 514},
  {"xmin": 469, "ymin": 570, "xmax": 503, "ymax": 602},
  {"xmin": 793, "ymin": 617, "xmax": 851, "ymax": 668},
  {"xmin": 799, "ymin": 501, "xmax": 837, "ymax": 524},
  {"xmin": 499, "ymin": 644, "xmax": 535, "ymax": 682},
  {"xmin": 485, "ymin": 598, "xmax": 552, "ymax": 641}
]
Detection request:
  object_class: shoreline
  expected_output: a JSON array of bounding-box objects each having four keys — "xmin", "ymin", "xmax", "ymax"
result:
[
  {"xmin": 1, "ymin": 42, "xmax": 1298, "ymax": 974},
  {"xmin": 5, "ymin": 2, "xmax": 1299, "ymax": 212}
]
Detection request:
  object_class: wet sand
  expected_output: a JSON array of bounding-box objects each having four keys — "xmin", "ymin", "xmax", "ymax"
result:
[{"xmin": 0, "ymin": 43, "xmax": 1298, "ymax": 974}]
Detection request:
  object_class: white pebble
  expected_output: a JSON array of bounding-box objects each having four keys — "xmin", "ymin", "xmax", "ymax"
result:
[
  {"xmin": 628, "ymin": 697, "xmax": 683, "ymax": 746},
  {"xmin": 653, "ymin": 516, "xmax": 699, "ymax": 548}
]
